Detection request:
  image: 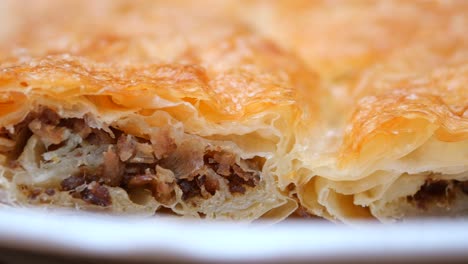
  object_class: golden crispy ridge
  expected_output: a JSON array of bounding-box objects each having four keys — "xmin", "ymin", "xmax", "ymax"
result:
[
  {"xmin": 339, "ymin": 65, "xmax": 468, "ymax": 168},
  {"xmin": 246, "ymin": 0, "xmax": 468, "ymax": 125},
  {"xmin": 0, "ymin": 0, "xmax": 318, "ymax": 124},
  {"xmin": 0, "ymin": 55, "xmax": 305, "ymax": 121},
  {"xmin": 0, "ymin": 15, "xmax": 319, "ymax": 123}
]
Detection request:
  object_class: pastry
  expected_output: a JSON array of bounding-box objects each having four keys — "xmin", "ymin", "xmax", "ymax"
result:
[{"xmin": 0, "ymin": 0, "xmax": 318, "ymax": 220}]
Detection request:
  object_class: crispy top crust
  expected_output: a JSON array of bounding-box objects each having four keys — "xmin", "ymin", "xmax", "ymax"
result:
[
  {"xmin": 247, "ymin": 1, "xmax": 468, "ymax": 77},
  {"xmin": 249, "ymin": 1, "xmax": 468, "ymax": 170},
  {"xmin": 339, "ymin": 65, "xmax": 468, "ymax": 168},
  {"xmin": 0, "ymin": 0, "xmax": 318, "ymax": 126},
  {"xmin": 247, "ymin": 1, "xmax": 468, "ymax": 131}
]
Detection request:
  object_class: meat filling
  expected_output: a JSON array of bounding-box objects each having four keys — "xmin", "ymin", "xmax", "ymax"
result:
[
  {"xmin": 1, "ymin": 108, "xmax": 262, "ymax": 207},
  {"xmin": 407, "ymin": 179, "xmax": 468, "ymax": 210}
]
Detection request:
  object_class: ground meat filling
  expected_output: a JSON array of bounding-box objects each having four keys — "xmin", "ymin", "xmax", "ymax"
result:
[
  {"xmin": 407, "ymin": 179, "xmax": 468, "ymax": 210},
  {"xmin": 1, "ymin": 108, "xmax": 262, "ymax": 207}
]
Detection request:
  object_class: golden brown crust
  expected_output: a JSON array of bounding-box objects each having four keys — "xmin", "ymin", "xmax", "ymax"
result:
[
  {"xmin": 0, "ymin": 1, "xmax": 318, "ymax": 122},
  {"xmin": 339, "ymin": 65, "xmax": 468, "ymax": 168},
  {"xmin": 246, "ymin": 1, "xmax": 468, "ymax": 122}
]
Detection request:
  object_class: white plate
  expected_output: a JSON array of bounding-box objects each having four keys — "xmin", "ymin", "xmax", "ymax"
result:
[{"xmin": 0, "ymin": 208, "xmax": 467, "ymax": 263}]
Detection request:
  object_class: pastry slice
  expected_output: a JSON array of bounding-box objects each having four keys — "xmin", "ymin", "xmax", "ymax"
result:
[
  {"xmin": 0, "ymin": 1, "xmax": 318, "ymax": 220},
  {"xmin": 295, "ymin": 63, "xmax": 468, "ymax": 222}
]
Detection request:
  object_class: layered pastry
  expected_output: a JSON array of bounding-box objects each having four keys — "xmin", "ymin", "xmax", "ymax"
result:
[
  {"xmin": 266, "ymin": 1, "xmax": 468, "ymax": 222},
  {"xmin": 1, "ymin": 0, "xmax": 467, "ymax": 223},
  {"xmin": 0, "ymin": 0, "xmax": 318, "ymax": 220}
]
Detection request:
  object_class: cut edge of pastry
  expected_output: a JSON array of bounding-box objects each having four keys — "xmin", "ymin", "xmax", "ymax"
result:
[
  {"xmin": 0, "ymin": 95, "xmax": 297, "ymax": 221},
  {"xmin": 295, "ymin": 133, "xmax": 468, "ymax": 222}
]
